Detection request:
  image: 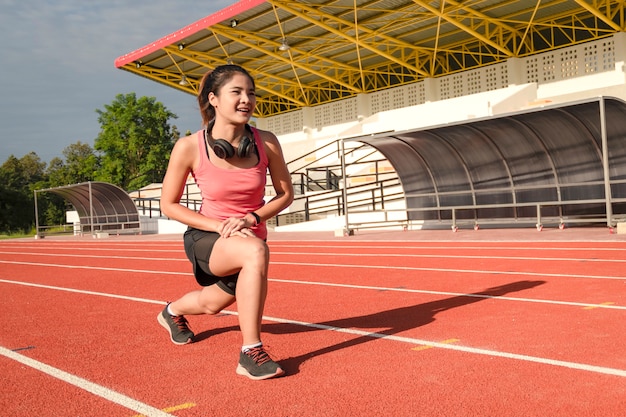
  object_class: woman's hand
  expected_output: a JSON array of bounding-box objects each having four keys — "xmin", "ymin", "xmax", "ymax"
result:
[{"xmin": 217, "ymin": 217, "xmax": 256, "ymax": 238}]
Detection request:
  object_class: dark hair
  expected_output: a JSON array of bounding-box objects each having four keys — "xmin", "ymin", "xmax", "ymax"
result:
[{"xmin": 197, "ymin": 64, "xmax": 255, "ymax": 127}]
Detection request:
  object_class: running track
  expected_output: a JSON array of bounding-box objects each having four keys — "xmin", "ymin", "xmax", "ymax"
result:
[{"xmin": 1, "ymin": 228, "xmax": 625, "ymax": 416}]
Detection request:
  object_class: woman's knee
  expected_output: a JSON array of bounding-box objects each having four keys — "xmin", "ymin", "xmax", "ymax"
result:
[
  {"xmin": 231, "ymin": 237, "xmax": 269, "ymax": 267},
  {"xmin": 210, "ymin": 236, "xmax": 268, "ymax": 274},
  {"xmin": 247, "ymin": 239, "xmax": 269, "ymax": 263},
  {"xmin": 197, "ymin": 286, "xmax": 235, "ymax": 314},
  {"xmin": 200, "ymin": 304, "xmax": 221, "ymax": 315}
]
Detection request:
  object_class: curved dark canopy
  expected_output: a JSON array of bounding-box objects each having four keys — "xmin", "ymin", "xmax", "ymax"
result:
[
  {"xmin": 356, "ymin": 96, "xmax": 626, "ymax": 227},
  {"xmin": 37, "ymin": 181, "xmax": 140, "ymax": 233}
]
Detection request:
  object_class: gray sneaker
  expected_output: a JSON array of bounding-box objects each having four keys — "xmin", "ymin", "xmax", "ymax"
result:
[
  {"xmin": 236, "ymin": 346, "xmax": 285, "ymax": 380},
  {"xmin": 157, "ymin": 305, "xmax": 194, "ymax": 345}
]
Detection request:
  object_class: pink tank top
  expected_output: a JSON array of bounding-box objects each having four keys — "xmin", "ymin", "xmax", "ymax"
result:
[{"xmin": 191, "ymin": 127, "xmax": 269, "ymax": 239}]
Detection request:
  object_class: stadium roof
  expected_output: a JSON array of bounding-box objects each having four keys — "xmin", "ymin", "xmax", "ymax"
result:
[{"xmin": 115, "ymin": 0, "xmax": 626, "ymax": 118}]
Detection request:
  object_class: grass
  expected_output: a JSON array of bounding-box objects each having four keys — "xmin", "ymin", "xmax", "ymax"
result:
[{"xmin": 0, "ymin": 232, "xmax": 35, "ymax": 240}]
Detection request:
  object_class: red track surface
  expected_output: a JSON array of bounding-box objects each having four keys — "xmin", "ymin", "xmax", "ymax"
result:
[{"xmin": 1, "ymin": 227, "xmax": 625, "ymax": 416}]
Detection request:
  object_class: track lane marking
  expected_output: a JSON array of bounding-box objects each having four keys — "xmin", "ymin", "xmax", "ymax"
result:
[
  {"xmin": 259, "ymin": 316, "xmax": 626, "ymax": 378},
  {"xmin": 0, "ymin": 278, "xmax": 166, "ymax": 304},
  {"xmin": 274, "ymin": 251, "xmax": 626, "ymax": 263},
  {"xmin": 270, "ymin": 278, "xmax": 626, "ymax": 310},
  {"xmin": 0, "ymin": 346, "xmax": 174, "ymax": 417},
  {"xmin": 0, "ymin": 248, "xmax": 626, "ymax": 263},
  {"xmin": 583, "ymin": 302, "xmax": 616, "ymax": 310},
  {"xmin": 2, "ymin": 279, "xmax": 626, "ymax": 378},
  {"xmin": 269, "ymin": 243, "xmax": 626, "ymax": 251},
  {"xmin": 3, "ymin": 243, "xmax": 626, "ymax": 252},
  {"xmin": 0, "ymin": 251, "xmax": 185, "ymax": 262},
  {"xmin": 131, "ymin": 402, "xmax": 196, "ymax": 417},
  {"xmin": 272, "ymin": 261, "xmax": 626, "ymax": 281},
  {"xmin": 2, "ymin": 258, "xmax": 625, "ymax": 282},
  {"xmin": 2, "ymin": 261, "xmax": 625, "ymax": 311},
  {"xmin": 2, "ymin": 249, "xmax": 626, "ymax": 264},
  {"xmin": 0, "ymin": 260, "xmax": 182, "ymax": 275},
  {"xmin": 412, "ymin": 338, "xmax": 460, "ymax": 351}
]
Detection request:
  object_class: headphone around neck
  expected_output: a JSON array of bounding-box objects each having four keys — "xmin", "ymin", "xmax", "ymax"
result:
[{"xmin": 204, "ymin": 122, "xmax": 256, "ymax": 159}]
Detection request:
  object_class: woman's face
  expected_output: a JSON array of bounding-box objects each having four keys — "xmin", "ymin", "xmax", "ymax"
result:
[{"xmin": 210, "ymin": 72, "xmax": 256, "ymax": 124}]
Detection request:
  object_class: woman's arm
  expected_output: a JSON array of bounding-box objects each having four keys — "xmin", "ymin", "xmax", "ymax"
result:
[
  {"xmin": 160, "ymin": 134, "xmax": 222, "ymax": 232},
  {"xmin": 253, "ymin": 130, "xmax": 294, "ymax": 223}
]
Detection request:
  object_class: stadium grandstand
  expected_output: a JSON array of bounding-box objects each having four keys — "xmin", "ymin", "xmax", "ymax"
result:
[{"xmin": 107, "ymin": 0, "xmax": 626, "ymax": 235}]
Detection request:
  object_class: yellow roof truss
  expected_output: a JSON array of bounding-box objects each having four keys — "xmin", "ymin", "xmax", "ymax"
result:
[{"xmin": 115, "ymin": 0, "xmax": 626, "ymax": 117}]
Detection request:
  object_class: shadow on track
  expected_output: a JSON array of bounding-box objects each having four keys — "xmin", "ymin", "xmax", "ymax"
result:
[{"xmin": 266, "ymin": 280, "xmax": 545, "ymax": 376}]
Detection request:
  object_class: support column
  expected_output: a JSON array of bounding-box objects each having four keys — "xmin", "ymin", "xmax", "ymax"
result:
[
  {"xmin": 301, "ymin": 106, "xmax": 315, "ymax": 139},
  {"xmin": 423, "ymin": 78, "xmax": 438, "ymax": 102},
  {"xmin": 506, "ymin": 57, "xmax": 525, "ymax": 86}
]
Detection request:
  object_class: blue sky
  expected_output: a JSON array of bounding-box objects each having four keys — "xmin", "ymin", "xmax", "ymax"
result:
[{"xmin": 0, "ymin": 0, "xmax": 233, "ymax": 164}]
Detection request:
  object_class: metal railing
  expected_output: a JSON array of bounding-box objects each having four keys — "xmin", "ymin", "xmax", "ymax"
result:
[
  {"xmin": 343, "ymin": 180, "xmax": 626, "ymax": 232},
  {"xmin": 130, "ymin": 138, "xmax": 396, "ymax": 227},
  {"xmin": 130, "ymin": 145, "xmax": 626, "ymax": 234},
  {"xmin": 132, "ymin": 175, "xmax": 402, "ymax": 228}
]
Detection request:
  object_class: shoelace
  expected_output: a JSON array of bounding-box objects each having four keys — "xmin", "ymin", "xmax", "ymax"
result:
[
  {"xmin": 172, "ymin": 315, "xmax": 191, "ymax": 332},
  {"xmin": 245, "ymin": 347, "xmax": 271, "ymax": 365}
]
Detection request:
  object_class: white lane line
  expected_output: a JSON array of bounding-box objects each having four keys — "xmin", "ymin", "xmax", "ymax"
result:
[
  {"xmin": 2, "ymin": 278, "xmax": 626, "ymax": 378},
  {"xmin": 269, "ymin": 278, "xmax": 626, "ymax": 310},
  {"xmin": 0, "ymin": 251, "xmax": 185, "ymax": 262},
  {"xmin": 2, "ymin": 249, "xmax": 625, "ymax": 264},
  {"xmin": 0, "ymin": 260, "xmax": 184, "ymax": 275},
  {"xmin": 272, "ymin": 260, "xmax": 626, "ymax": 281},
  {"xmin": 261, "ymin": 315, "xmax": 626, "ymax": 378},
  {"xmin": 3, "ymin": 243, "xmax": 625, "ymax": 252},
  {"xmin": 268, "ymin": 243, "xmax": 626, "ymax": 252},
  {"xmin": 0, "ymin": 247, "xmax": 180, "ymax": 253},
  {"xmin": 272, "ymin": 251, "xmax": 626, "ymax": 263},
  {"xmin": 2, "ymin": 258, "xmax": 625, "ymax": 282},
  {"xmin": 0, "ymin": 346, "xmax": 174, "ymax": 417},
  {"xmin": 1, "ymin": 258, "xmax": 625, "ymax": 310},
  {"xmin": 0, "ymin": 278, "xmax": 167, "ymax": 305}
]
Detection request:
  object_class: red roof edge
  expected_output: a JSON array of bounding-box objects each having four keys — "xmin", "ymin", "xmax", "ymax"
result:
[{"xmin": 114, "ymin": 0, "xmax": 267, "ymax": 68}]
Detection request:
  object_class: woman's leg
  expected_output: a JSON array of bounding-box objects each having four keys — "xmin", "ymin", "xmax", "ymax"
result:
[
  {"xmin": 208, "ymin": 235, "xmax": 270, "ymax": 346},
  {"xmin": 169, "ymin": 285, "xmax": 236, "ymax": 316},
  {"xmin": 168, "ymin": 234, "xmax": 281, "ymax": 379},
  {"xmin": 167, "ymin": 235, "xmax": 269, "ymax": 341}
]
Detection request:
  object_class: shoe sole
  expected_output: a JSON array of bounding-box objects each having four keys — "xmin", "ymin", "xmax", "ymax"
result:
[
  {"xmin": 157, "ymin": 312, "xmax": 192, "ymax": 345},
  {"xmin": 236, "ymin": 364, "xmax": 285, "ymax": 380}
]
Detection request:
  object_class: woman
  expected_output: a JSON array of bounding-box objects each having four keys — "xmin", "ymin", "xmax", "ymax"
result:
[{"xmin": 158, "ymin": 64, "xmax": 294, "ymax": 380}]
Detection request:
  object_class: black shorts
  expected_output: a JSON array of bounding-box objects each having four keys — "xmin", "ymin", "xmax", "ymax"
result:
[{"xmin": 183, "ymin": 227, "xmax": 238, "ymax": 295}]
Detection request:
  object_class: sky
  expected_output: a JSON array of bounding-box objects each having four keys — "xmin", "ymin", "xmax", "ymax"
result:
[{"xmin": 0, "ymin": 0, "xmax": 235, "ymax": 164}]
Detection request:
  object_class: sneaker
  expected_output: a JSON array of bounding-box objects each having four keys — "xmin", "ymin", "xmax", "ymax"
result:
[
  {"xmin": 236, "ymin": 346, "xmax": 285, "ymax": 380},
  {"xmin": 157, "ymin": 305, "xmax": 194, "ymax": 345}
]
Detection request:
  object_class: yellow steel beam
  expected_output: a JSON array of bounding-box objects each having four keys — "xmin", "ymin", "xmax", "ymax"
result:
[
  {"xmin": 268, "ymin": 0, "xmax": 432, "ymax": 77},
  {"xmin": 410, "ymin": 0, "xmax": 515, "ymax": 57},
  {"xmin": 211, "ymin": 26, "xmax": 360, "ymax": 96},
  {"xmin": 120, "ymin": 0, "xmax": 626, "ymax": 117},
  {"xmin": 170, "ymin": 38, "xmax": 309, "ymax": 108},
  {"xmin": 574, "ymin": 0, "xmax": 623, "ymax": 31}
]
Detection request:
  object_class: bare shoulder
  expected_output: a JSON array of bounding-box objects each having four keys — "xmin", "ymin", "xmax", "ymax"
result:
[
  {"xmin": 171, "ymin": 132, "xmax": 200, "ymax": 164},
  {"xmin": 254, "ymin": 127, "xmax": 281, "ymax": 152},
  {"xmin": 174, "ymin": 132, "xmax": 198, "ymax": 151}
]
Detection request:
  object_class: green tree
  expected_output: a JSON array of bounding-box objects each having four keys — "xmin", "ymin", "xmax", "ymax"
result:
[
  {"xmin": 2, "ymin": 152, "xmax": 46, "ymax": 189},
  {"xmin": 0, "ymin": 153, "xmax": 47, "ymax": 233},
  {"xmin": 47, "ymin": 141, "xmax": 100, "ymax": 187},
  {"xmin": 45, "ymin": 157, "xmax": 65, "ymax": 186},
  {"xmin": 94, "ymin": 93, "xmax": 178, "ymax": 191}
]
